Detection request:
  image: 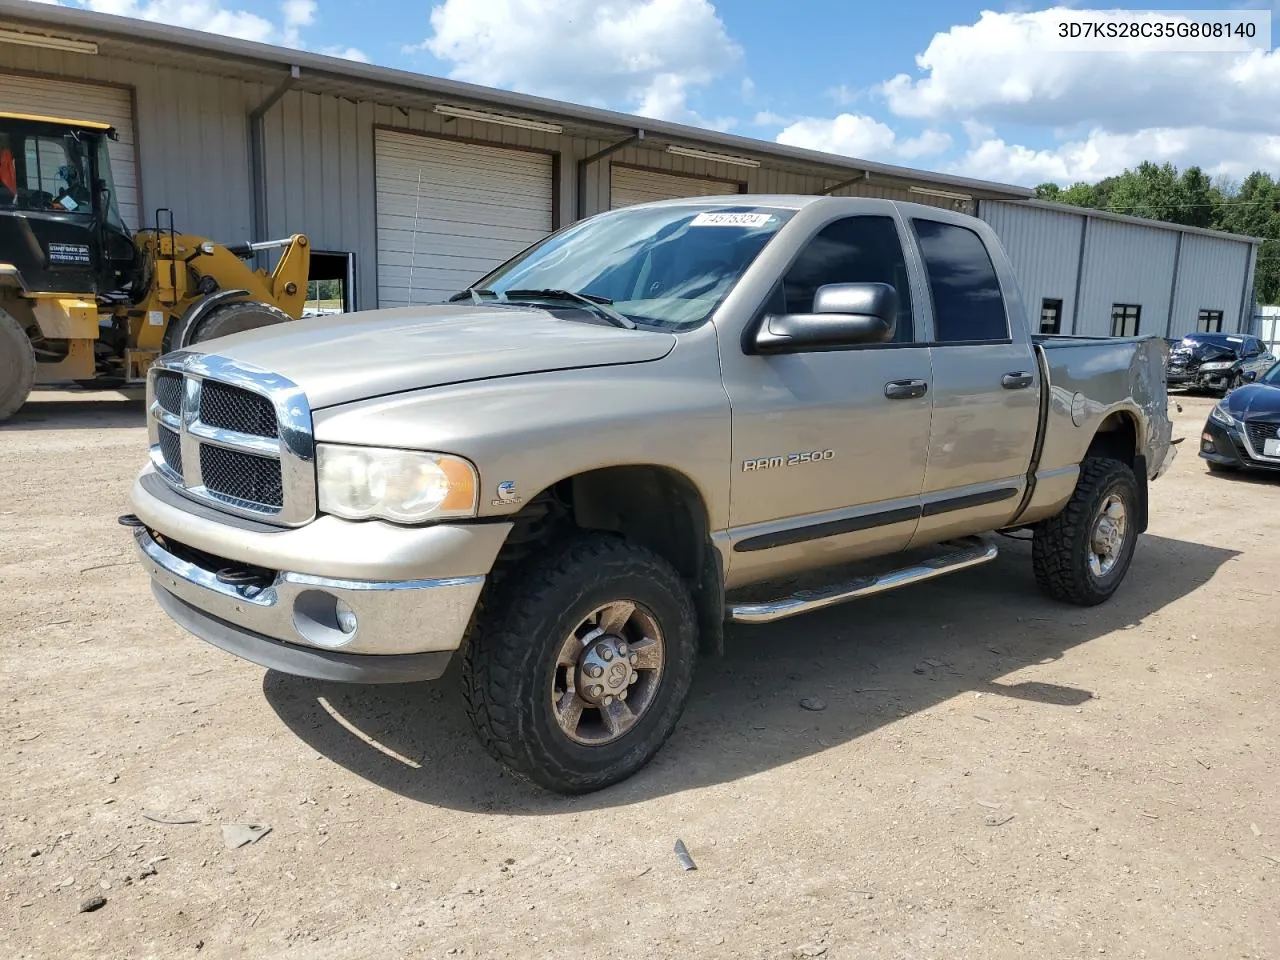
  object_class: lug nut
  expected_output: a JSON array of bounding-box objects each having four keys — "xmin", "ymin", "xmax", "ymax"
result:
[
  {"xmin": 589, "ymin": 685, "xmax": 603, "ymax": 699},
  {"xmin": 617, "ymin": 643, "xmax": 629, "ymax": 655},
  {"xmin": 628, "ymin": 674, "xmax": 638, "ymax": 684},
  {"xmin": 618, "ymin": 690, "xmax": 627, "ymax": 701},
  {"xmin": 601, "ymin": 649, "xmax": 613, "ymax": 662},
  {"xmin": 603, "ymin": 695, "xmax": 614, "ymax": 706},
  {"xmin": 587, "ymin": 665, "xmax": 603, "ymax": 679},
  {"xmin": 629, "ymin": 654, "xmax": 638, "ymax": 666}
]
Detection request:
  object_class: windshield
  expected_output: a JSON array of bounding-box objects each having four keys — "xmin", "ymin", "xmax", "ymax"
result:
[
  {"xmin": 465, "ymin": 204, "xmax": 796, "ymax": 330},
  {"xmin": 1261, "ymin": 359, "xmax": 1280, "ymax": 385}
]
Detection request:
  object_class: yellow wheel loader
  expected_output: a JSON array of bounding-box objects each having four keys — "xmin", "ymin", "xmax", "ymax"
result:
[{"xmin": 0, "ymin": 112, "xmax": 310, "ymax": 421}]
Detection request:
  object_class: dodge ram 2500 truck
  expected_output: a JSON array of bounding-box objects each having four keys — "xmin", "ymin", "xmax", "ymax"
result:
[{"xmin": 124, "ymin": 196, "xmax": 1176, "ymax": 794}]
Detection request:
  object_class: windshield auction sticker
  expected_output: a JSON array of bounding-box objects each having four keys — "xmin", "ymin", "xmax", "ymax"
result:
[
  {"xmin": 689, "ymin": 212, "xmax": 775, "ymax": 227},
  {"xmin": 1044, "ymin": 8, "xmax": 1270, "ymax": 51}
]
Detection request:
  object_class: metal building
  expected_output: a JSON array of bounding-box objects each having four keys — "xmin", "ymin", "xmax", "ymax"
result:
[
  {"xmin": 979, "ymin": 199, "xmax": 1261, "ymax": 338},
  {"xmin": 0, "ymin": 1, "xmax": 1262, "ymax": 336}
]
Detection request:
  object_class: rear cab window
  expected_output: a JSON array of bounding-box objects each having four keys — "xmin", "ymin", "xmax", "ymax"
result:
[{"xmin": 910, "ymin": 219, "xmax": 1009, "ymax": 343}]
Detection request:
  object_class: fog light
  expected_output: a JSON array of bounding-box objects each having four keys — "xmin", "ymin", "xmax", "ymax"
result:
[
  {"xmin": 1201, "ymin": 432, "xmax": 1215, "ymax": 453},
  {"xmin": 335, "ymin": 598, "xmax": 357, "ymax": 634}
]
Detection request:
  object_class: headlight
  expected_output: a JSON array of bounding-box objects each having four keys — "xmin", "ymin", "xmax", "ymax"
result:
[
  {"xmin": 317, "ymin": 444, "xmax": 478, "ymax": 523},
  {"xmin": 1209, "ymin": 402, "xmax": 1236, "ymax": 428},
  {"xmin": 1199, "ymin": 361, "xmax": 1233, "ymax": 371}
]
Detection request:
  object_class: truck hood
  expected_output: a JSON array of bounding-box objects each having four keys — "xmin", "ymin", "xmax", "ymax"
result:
[{"xmin": 193, "ymin": 304, "xmax": 677, "ymax": 409}]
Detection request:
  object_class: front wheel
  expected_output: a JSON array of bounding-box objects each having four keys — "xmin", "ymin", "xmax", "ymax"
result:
[
  {"xmin": 0, "ymin": 306, "xmax": 36, "ymax": 422},
  {"xmin": 461, "ymin": 534, "xmax": 698, "ymax": 794},
  {"xmin": 188, "ymin": 300, "xmax": 294, "ymax": 345},
  {"xmin": 1032, "ymin": 457, "xmax": 1139, "ymax": 606}
]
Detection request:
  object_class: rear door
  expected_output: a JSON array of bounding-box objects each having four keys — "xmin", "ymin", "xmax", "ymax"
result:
[
  {"xmin": 907, "ymin": 214, "xmax": 1042, "ymax": 546},
  {"xmin": 720, "ymin": 212, "xmax": 934, "ymax": 583}
]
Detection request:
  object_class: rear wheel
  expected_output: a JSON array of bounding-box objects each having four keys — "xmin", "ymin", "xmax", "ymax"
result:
[
  {"xmin": 1033, "ymin": 457, "xmax": 1139, "ymax": 607},
  {"xmin": 461, "ymin": 533, "xmax": 698, "ymax": 794},
  {"xmin": 188, "ymin": 300, "xmax": 294, "ymax": 345},
  {"xmin": 0, "ymin": 307, "xmax": 36, "ymax": 422}
]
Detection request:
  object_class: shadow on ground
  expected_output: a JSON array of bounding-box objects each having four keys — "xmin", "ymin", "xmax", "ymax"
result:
[
  {"xmin": 263, "ymin": 532, "xmax": 1237, "ymax": 814},
  {"xmin": 1, "ymin": 392, "xmax": 145, "ymax": 431}
]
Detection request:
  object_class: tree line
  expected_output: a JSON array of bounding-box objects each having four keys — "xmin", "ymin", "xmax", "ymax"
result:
[{"xmin": 1035, "ymin": 163, "xmax": 1280, "ymax": 306}]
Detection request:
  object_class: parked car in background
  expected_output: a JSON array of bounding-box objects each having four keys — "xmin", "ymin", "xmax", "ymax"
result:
[
  {"xmin": 1200, "ymin": 358, "xmax": 1280, "ymax": 474},
  {"xmin": 1167, "ymin": 333, "xmax": 1276, "ymax": 394}
]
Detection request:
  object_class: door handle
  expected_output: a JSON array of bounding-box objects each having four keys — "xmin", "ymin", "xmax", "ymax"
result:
[
  {"xmin": 884, "ymin": 379, "xmax": 928, "ymax": 400},
  {"xmin": 1001, "ymin": 371, "xmax": 1035, "ymax": 390}
]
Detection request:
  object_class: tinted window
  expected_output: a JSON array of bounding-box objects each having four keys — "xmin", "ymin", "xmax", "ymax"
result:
[
  {"xmin": 911, "ymin": 219, "xmax": 1007, "ymax": 342},
  {"xmin": 781, "ymin": 216, "xmax": 914, "ymax": 342},
  {"xmin": 1040, "ymin": 298, "xmax": 1063, "ymax": 335},
  {"xmin": 1244, "ymin": 338, "xmax": 1262, "ymax": 356}
]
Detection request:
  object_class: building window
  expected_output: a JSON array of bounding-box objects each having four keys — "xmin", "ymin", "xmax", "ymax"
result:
[
  {"xmin": 1111, "ymin": 303, "xmax": 1141, "ymax": 337},
  {"xmin": 305, "ymin": 250, "xmax": 356, "ymax": 316},
  {"xmin": 1040, "ymin": 298, "xmax": 1063, "ymax": 335},
  {"xmin": 1197, "ymin": 309, "xmax": 1224, "ymax": 333}
]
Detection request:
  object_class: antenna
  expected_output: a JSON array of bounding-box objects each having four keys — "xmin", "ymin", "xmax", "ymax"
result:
[{"xmin": 406, "ymin": 166, "xmax": 423, "ymax": 306}]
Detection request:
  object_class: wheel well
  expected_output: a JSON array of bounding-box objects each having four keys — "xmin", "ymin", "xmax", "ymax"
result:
[
  {"xmin": 495, "ymin": 466, "xmax": 725, "ymax": 656},
  {"xmin": 1086, "ymin": 411, "xmax": 1139, "ymax": 467}
]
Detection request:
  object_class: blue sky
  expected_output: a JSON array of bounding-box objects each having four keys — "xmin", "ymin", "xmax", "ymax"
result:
[{"xmin": 69, "ymin": 0, "xmax": 1280, "ymax": 186}]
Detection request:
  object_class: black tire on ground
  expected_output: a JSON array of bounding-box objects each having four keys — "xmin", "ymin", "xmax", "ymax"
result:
[
  {"xmin": 187, "ymin": 300, "xmax": 294, "ymax": 345},
  {"xmin": 0, "ymin": 306, "xmax": 36, "ymax": 422},
  {"xmin": 461, "ymin": 533, "xmax": 699, "ymax": 794},
  {"xmin": 1032, "ymin": 456, "xmax": 1140, "ymax": 607}
]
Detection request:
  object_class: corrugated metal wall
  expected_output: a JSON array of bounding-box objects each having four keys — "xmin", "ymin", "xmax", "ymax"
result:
[
  {"xmin": 1075, "ymin": 219, "xmax": 1179, "ymax": 337},
  {"xmin": 0, "ymin": 47, "xmax": 257, "ymax": 244},
  {"xmin": 979, "ymin": 201, "xmax": 1084, "ymax": 332},
  {"xmin": 1170, "ymin": 234, "xmax": 1254, "ymax": 337}
]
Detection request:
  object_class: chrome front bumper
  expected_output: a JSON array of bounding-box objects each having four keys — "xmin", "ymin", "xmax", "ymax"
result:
[{"xmin": 134, "ymin": 524, "xmax": 484, "ymax": 660}]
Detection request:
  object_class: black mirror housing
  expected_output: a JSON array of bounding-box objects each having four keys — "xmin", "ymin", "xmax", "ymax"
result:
[{"xmin": 750, "ymin": 282, "xmax": 898, "ymax": 355}]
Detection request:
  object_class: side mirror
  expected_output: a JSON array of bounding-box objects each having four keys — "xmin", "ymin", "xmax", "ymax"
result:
[
  {"xmin": 1243, "ymin": 370, "xmax": 1258, "ymax": 382},
  {"xmin": 751, "ymin": 282, "xmax": 898, "ymax": 355}
]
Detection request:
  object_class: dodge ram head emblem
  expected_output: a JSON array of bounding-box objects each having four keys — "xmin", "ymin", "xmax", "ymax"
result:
[{"xmin": 492, "ymin": 481, "xmax": 522, "ymax": 506}]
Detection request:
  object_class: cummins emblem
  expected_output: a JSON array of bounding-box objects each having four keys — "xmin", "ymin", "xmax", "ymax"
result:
[
  {"xmin": 492, "ymin": 481, "xmax": 522, "ymax": 506},
  {"xmin": 742, "ymin": 449, "xmax": 835, "ymax": 472}
]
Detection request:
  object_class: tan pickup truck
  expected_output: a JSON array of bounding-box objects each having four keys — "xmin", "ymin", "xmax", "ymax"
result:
[{"xmin": 123, "ymin": 196, "xmax": 1176, "ymax": 793}]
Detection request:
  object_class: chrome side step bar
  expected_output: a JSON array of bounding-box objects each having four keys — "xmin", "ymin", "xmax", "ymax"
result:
[{"xmin": 725, "ymin": 535, "xmax": 999, "ymax": 625}]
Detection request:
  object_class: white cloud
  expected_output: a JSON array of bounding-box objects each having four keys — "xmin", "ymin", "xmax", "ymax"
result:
[
  {"xmin": 635, "ymin": 72, "xmax": 736, "ymax": 131},
  {"xmin": 417, "ymin": 0, "xmax": 742, "ymax": 126},
  {"xmin": 320, "ymin": 45, "xmax": 369, "ymax": 62},
  {"xmin": 740, "ymin": 76, "xmax": 755, "ymax": 102},
  {"xmin": 774, "ymin": 112, "xmax": 951, "ymax": 162},
  {"xmin": 77, "ymin": 0, "xmax": 364, "ymax": 58},
  {"xmin": 826, "ymin": 84, "xmax": 860, "ymax": 106},
  {"xmin": 281, "ymin": 0, "xmax": 314, "ymax": 46},
  {"xmin": 879, "ymin": 7, "xmax": 1280, "ymax": 135},
  {"xmin": 752, "ymin": 110, "xmax": 793, "ymax": 127},
  {"xmin": 949, "ymin": 127, "xmax": 1280, "ymax": 184}
]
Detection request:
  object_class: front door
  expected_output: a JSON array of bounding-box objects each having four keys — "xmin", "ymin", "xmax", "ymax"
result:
[
  {"xmin": 719, "ymin": 213, "xmax": 935, "ymax": 586},
  {"xmin": 906, "ymin": 216, "xmax": 1042, "ymax": 546}
]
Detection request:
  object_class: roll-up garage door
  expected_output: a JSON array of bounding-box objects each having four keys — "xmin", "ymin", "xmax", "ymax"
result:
[
  {"xmin": 610, "ymin": 165, "xmax": 740, "ymax": 210},
  {"xmin": 375, "ymin": 130, "xmax": 555, "ymax": 307},
  {"xmin": 0, "ymin": 74, "xmax": 138, "ymax": 229}
]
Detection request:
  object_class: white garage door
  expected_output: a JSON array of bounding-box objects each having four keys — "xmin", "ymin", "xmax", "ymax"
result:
[
  {"xmin": 610, "ymin": 166, "xmax": 740, "ymax": 210},
  {"xmin": 0, "ymin": 74, "xmax": 138, "ymax": 229},
  {"xmin": 375, "ymin": 130, "xmax": 555, "ymax": 307}
]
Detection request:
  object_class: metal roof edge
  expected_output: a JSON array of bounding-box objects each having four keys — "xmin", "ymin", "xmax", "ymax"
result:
[
  {"xmin": 993, "ymin": 197, "xmax": 1266, "ymax": 246},
  {"xmin": 0, "ymin": 0, "xmax": 1035, "ymax": 200}
]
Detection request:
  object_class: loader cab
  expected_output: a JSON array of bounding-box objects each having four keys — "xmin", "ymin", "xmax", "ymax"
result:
[{"xmin": 0, "ymin": 112, "xmax": 140, "ymax": 298}]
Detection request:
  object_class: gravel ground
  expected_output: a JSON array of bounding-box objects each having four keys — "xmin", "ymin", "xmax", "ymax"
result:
[{"xmin": 2, "ymin": 389, "xmax": 1277, "ymax": 960}]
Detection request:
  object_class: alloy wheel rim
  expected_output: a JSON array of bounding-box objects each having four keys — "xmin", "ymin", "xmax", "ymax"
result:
[
  {"xmin": 550, "ymin": 600, "xmax": 665, "ymax": 746},
  {"xmin": 1088, "ymin": 493, "xmax": 1128, "ymax": 578}
]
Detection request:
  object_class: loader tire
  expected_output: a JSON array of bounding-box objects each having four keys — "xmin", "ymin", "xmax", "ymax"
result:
[
  {"xmin": 188, "ymin": 300, "xmax": 294, "ymax": 345},
  {"xmin": 1032, "ymin": 456, "xmax": 1138, "ymax": 607},
  {"xmin": 0, "ymin": 307, "xmax": 36, "ymax": 422}
]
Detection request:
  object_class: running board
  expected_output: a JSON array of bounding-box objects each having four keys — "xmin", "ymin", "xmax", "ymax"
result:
[{"xmin": 725, "ymin": 535, "xmax": 999, "ymax": 625}]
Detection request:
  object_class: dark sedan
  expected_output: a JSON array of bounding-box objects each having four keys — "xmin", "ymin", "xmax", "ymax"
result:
[
  {"xmin": 1168, "ymin": 333, "xmax": 1276, "ymax": 395},
  {"xmin": 1200, "ymin": 360, "xmax": 1280, "ymax": 474}
]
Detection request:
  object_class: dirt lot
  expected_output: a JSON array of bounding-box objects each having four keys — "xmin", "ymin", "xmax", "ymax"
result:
[{"xmin": 2, "ymin": 390, "xmax": 1278, "ymax": 960}]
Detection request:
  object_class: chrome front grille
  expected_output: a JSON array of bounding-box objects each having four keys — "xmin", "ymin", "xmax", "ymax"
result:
[
  {"xmin": 1245, "ymin": 421, "xmax": 1279, "ymax": 446},
  {"xmin": 146, "ymin": 352, "xmax": 315, "ymax": 526}
]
